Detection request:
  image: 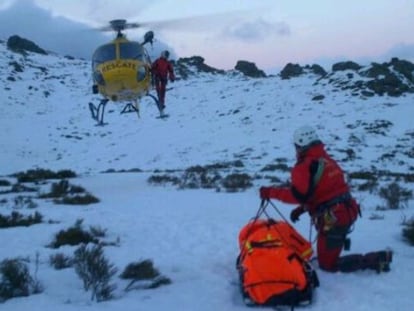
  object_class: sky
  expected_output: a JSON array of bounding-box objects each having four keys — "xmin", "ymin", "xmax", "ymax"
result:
[
  {"xmin": 0, "ymin": 0, "xmax": 413, "ymax": 71},
  {"xmin": 0, "ymin": 40, "xmax": 414, "ymax": 310}
]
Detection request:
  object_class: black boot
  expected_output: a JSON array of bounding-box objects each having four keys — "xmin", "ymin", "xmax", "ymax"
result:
[
  {"xmin": 363, "ymin": 250, "xmax": 393, "ymax": 273},
  {"xmin": 337, "ymin": 254, "xmax": 364, "ymax": 272}
]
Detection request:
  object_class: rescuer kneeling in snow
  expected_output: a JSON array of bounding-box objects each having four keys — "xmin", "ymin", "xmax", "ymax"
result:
[{"xmin": 259, "ymin": 125, "xmax": 393, "ymax": 273}]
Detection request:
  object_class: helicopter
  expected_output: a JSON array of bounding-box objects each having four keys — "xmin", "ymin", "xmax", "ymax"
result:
[
  {"xmin": 88, "ymin": 12, "xmax": 245, "ymax": 125},
  {"xmin": 89, "ymin": 19, "xmax": 162, "ymax": 125}
]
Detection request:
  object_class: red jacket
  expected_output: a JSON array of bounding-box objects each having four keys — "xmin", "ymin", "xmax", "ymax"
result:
[
  {"xmin": 266, "ymin": 143, "xmax": 352, "ymax": 217},
  {"xmin": 151, "ymin": 57, "xmax": 175, "ymax": 82}
]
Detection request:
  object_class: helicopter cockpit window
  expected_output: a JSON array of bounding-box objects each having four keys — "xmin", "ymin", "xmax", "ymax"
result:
[
  {"xmin": 119, "ymin": 42, "xmax": 145, "ymax": 60},
  {"xmin": 92, "ymin": 45, "xmax": 116, "ymax": 67}
]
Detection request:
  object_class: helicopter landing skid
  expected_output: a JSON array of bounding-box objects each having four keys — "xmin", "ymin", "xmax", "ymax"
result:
[
  {"xmin": 89, "ymin": 99, "xmax": 108, "ymax": 126},
  {"xmin": 120, "ymin": 103, "xmax": 140, "ymax": 118}
]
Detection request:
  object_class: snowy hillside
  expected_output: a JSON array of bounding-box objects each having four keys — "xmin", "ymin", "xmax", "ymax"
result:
[
  {"xmin": 0, "ymin": 40, "xmax": 414, "ymax": 311},
  {"xmin": 1, "ymin": 40, "xmax": 413, "ymax": 176}
]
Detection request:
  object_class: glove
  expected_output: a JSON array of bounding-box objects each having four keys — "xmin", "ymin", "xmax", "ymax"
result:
[
  {"xmin": 259, "ymin": 187, "xmax": 272, "ymax": 200},
  {"xmin": 170, "ymin": 77, "xmax": 175, "ymax": 83},
  {"xmin": 290, "ymin": 205, "xmax": 305, "ymax": 223}
]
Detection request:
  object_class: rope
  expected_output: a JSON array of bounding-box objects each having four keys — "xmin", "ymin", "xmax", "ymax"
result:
[
  {"xmin": 266, "ymin": 199, "xmax": 290, "ymax": 223},
  {"xmin": 257, "ymin": 200, "xmax": 295, "ymax": 251}
]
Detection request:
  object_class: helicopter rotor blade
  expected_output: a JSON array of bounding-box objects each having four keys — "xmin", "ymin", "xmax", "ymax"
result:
[
  {"xmin": 96, "ymin": 9, "xmax": 252, "ymax": 34},
  {"xmin": 130, "ymin": 10, "xmax": 248, "ymax": 33},
  {"xmin": 97, "ymin": 20, "xmax": 144, "ymax": 32}
]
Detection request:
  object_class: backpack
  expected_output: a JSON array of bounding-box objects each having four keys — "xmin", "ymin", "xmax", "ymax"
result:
[{"xmin": 236, "ymin": 217, "xmax": 319, "ymax": 309}]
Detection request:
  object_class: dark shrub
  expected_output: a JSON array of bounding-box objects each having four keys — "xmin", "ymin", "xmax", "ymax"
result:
[
  {"xmin": 147, "ymin": 174, "xmax": 181, "ymax": 186},
  {"xmin": 13, "ymin": 195, "xmax": 38, "ymax": 209},
  {"xmin": 54, "ymin": 193, "xmax": 100, "ymax": 205},
  {"xmin": 120, "ymin": 260, "xmax": 160, "ymax": 280},
  {"xmin": 40, "ymin": 180, "xmax": 70, "ymax": 198},
  {"xmin": 402, "ymin": 217, "xmax": 414, "ymax": 246},
  {"xmin": 74, "ymin": 244, "xmax": 117, "ymax": 301},
  {"xmin": 378, "ymin": 182, "xmax": 412, "ymax": 210},
  {"xmin": 221, "ymin": 173, "xmax": 253, "ymax": 192},
  {"xmin": 180, "ymin": 166, "xmax": 221, "ymax": 189},
  {"xmin": 0, "ymin": 259, "xmax": 40, "ymax": 301},
  {"xmin": 14, "ymin": 169, "xmax": 76, "ymax": 183},
  {"xmin": 357, "ymin": 179, "xmax": 379, "ymax": 193},
  {"xmin": 120, "ymin": 259, "xmax": 171, "ymax": 291},
  {"xmin": 349, "ymin": 171, "xmax": 376, "ymax": 180},
  {"xmin": 49, "ymin": 253, "xmax": 73, "ymax": 270},
  {"xmin": 9, "ymin": 184, "xmax": 37, "ymax": 193},
  {"xmin": 0, "ymin": 211, "xmax": 42, "ymax": 228},
  {"xmin": 49, "ymin": 220, "xmax": 98, "ymax": 248},
  {"xmin": 0, "ymin": 180, "xmax": 11, "ymax": 187},
  {"xmin": 261, "ymin": 163, "xmax": 290, "ymax": 172},
  {"xmin": 40, "ymin": 180, "xmax": 89, "ymax": 200}
]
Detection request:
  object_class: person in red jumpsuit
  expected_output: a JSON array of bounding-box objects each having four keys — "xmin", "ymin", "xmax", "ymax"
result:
[
  {"xmin": 260, "ymin": 125, "xmax": 393, "ymax": 273},
  {"xmin": 151, "ymin": 50, "xmax": 175, "ymax": 116}
]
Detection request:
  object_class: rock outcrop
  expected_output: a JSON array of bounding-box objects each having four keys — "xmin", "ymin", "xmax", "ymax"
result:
[
  {"xmin": 174, "ymin": 56, "xmax": 225, "ymax": 79},
  {"xmin": 234, "ymin": 60, "xmax": 266, "ymax": 78},
  {"xmin": 279, "ymin": 58, "xmax": 414, "ymax": 97},
  {"xmin": 7, "ymin": 35, "xmax": 47, "ymax": 55}
]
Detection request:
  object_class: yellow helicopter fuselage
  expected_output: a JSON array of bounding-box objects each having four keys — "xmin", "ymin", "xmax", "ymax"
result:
[{"xmin": 92, "ymin": 37, "xmax": 151, "ymax": 102}]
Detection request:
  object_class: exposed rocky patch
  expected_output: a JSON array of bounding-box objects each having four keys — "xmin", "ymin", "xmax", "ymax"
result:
[
  {"xmin": 7, "ymin": 35, "xmax": 48, "ymax": 55},
  {"xmin": 359, "ymin": 58, "xmax": 414, "ymax": 96},
  {"xmin": 279, "ymin": 58, "xmax": 414, "ymax": 97},
  {"xmin": 319, "ymin": 58, "xmax": 414, "ymax": 97},
  {"xmin": 332, "ymin": 61, "xmax": 362, "ymax": 72},
  {"xmin": 234, "ymin": 60, "xmax": 266, "ymax": 78},
  {"xmin": 174, "ymin": 56, "xmax": 225, "ymax": 79},
  {"xmin": 280, "ymin": 63, "xmax": 327, "ymax": 79},
  {"xmin": 280, "ymin": 63, "xmax": 303, "ymax": 79},
  {"xmin": 175, "ymin": 57, "xmax": 267, "ymax": 79}
]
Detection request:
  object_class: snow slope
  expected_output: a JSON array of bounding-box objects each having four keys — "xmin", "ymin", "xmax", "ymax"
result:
[{"xmin": 0, "ymin": 41, "xmax": 414, "ymax": 311}]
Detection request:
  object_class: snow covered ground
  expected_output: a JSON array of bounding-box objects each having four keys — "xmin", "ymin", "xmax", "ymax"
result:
[{"xmin": 0, "ymin": 41, "xmax": 413, "ymax": 310}]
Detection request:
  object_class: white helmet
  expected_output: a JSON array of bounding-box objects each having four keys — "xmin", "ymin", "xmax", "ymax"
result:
[{"xmin": 293, "ymin": 125, "xmax": 319, "ymax": 148}]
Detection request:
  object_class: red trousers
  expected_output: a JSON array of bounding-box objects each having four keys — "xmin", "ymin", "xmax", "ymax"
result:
[
  {"xmin": 314, "ymin": 200, "xmax": 359, "ymax": 271},
  {"xmin": 317, "ymin": 226, "xmax": 349, "ymax": 271},
  {"xmin": 154, "ymin": 78, "xmax": 167, "ymax": 106}
]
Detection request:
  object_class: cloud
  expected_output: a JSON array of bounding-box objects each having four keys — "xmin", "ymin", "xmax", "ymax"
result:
[
  {"xmin": 383, "ymin": 42, "xmax": 414, "ymax": 62},
  {"xmin": 0, "ymin": 0, "xmax": 106, "ymax": 58},
  {"xmin": 222, "ymin": 18, "xmax": 290, "ymax": 42},
  {"xmin": 0, "ymin": 0, "xmax": 14, "ymax": 10},
  {"xmin": 348, "ymin": 42, "xmax": 414, "ymax": 67},
  {"xmin": 0, "ymin": 0, "xmax": 174, "ymax": 60}
]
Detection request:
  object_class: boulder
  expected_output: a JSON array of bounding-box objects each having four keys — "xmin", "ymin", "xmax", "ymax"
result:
[
  {"xmin": 234, "ymin": 60, "xmax": 266, "ymax": 78},
  {"xmin": 280, "ymin": 63, "xmax": 303, "ymax": 79},
  {"xmin": 309, "ymin": 64, "xmax": 327, "ymax": 76},
  {"xmin": 175, "ymin": 56, "xmax": 224, "ymax": 79},
  {"xmin": 390, "ymin": 58, "xmax": 414, "ymax": 83},
  {"xmin": 332, "ymin": 61, "xmax": 361, "ymax": 71},
  {"xmin": 7, "ymin": 35, "xmax": 47, "ymax": 55}
]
